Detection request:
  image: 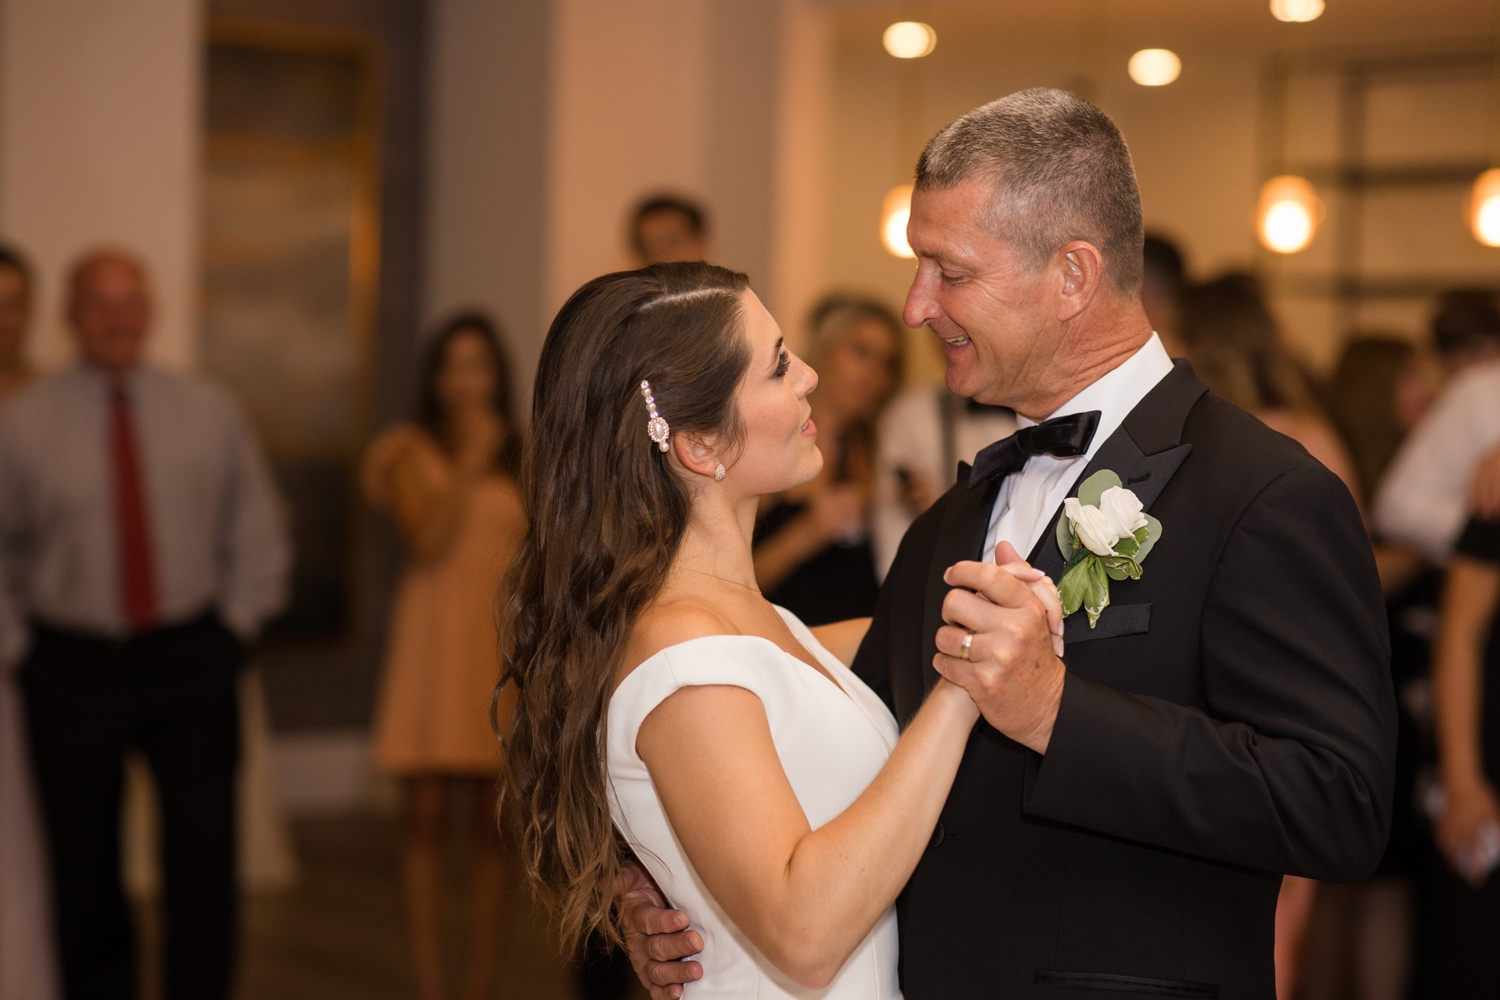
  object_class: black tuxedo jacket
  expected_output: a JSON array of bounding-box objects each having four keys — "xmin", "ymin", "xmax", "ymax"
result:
[{"xmin": 852, "ymin": 362, "xmax": 1396, "ymax": 1000}]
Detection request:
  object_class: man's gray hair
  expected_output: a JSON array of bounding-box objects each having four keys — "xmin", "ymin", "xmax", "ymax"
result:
[{"xmin": 916, "ymin": 88, "xmax": 1144, "ymax": 290}]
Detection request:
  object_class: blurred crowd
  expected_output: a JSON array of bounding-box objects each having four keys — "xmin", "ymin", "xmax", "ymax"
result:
[{"xmin": 2, "ymin": 194, "xmax": 1500, "ymax": 1000}]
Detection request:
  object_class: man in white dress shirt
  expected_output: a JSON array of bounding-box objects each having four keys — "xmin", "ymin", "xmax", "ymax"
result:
[{"xmin": 0, "ymin": 251, "xmax": 289, "ymax": 1000}]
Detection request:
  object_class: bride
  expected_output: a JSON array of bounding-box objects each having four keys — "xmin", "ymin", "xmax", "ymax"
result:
[{"xmin": 500, "ymin": 262, "xmax": 1059, "ymax": 998}]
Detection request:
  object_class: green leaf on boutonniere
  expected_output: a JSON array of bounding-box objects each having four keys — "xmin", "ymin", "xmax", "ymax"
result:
[
  {"xmin": 1077, "ymin": 469, "xmax": 1122, "ymax": 508},
  {"xmin": 1056, "ymin": 503, "xmax": 1081, "ymax": 561},
  {"xmin": 1135, "ymin": 514, "xmax": 1163, "ymax": 562},
  {"xmin": 1058, "ymin": 555, "xmax": 1089, "ymax": 618},
  {"xmin": 1083, "ymin": 558, "xmax": 1111, "ymax": 627}
]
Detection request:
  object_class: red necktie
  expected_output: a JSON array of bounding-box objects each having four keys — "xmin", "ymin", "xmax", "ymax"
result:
[{"xmin": 111, "ymin": 384, "xmax": 157, "ymax": 632}]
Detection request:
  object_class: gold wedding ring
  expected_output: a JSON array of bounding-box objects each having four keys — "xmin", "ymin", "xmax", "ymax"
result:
[{"xmin": 960, "ymin": 631, "xmax": 974, "ymax": 661}]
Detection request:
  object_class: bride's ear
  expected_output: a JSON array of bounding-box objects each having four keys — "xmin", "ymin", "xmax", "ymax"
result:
[{"xmin": 672, "ymin": 429, "xmax": 721, "ymax": 479}]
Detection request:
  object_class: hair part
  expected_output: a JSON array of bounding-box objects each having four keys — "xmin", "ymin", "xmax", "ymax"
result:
[
  {"xmin": 915, "ymin": 87, "xmax": 1145, "ymax": 291},
  {"xmin": 417, "ymin": 311, "xmax": 521, "ymax": 474},
  {"xmin": 498, "ymin": 261, "xmax": 751, "ymax": 954}
]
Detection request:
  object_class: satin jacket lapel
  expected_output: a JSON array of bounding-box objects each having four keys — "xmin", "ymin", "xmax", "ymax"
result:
[
  {"xmin": 1030, "ymin": 360, "xmax": 1207, "ymax": 583},
  {"xmin": 917, "ymin": 462, "xmax": 1001, "ymax": 703}
]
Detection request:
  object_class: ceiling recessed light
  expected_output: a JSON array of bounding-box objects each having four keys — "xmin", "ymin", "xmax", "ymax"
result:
[
  {"xmin": 883, "ymin": 22, "xmax": 936, "ymax": 59},
  {"xmin": 1128, "ymin": 49, "xmax": 1181, "ymax": 87},
  {"xmin": 1270, "ymin": 0, "xmax": 1325, "ymax": 23}
]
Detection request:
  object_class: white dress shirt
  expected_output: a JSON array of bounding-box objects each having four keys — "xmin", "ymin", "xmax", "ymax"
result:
[
  {"xmin": 983, "ymin": 334, "xmax": 1174, "ymax": 563},
  {"xmin": 0, "ymin": 364, "xmax": 291, "ymax": 665},
  {"xmin": 1373, "ymin": 359, "xmax": 1500, "ymax": 563}
]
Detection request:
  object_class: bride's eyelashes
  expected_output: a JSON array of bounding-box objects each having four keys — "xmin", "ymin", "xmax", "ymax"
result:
[{"xmin": 774, "ymin": 349, "xmax": 790, "ymax": 378}]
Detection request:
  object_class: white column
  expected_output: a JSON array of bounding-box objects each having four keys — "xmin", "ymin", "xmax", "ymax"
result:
[{"xmin": 0, "ymin": 0, "xmax": 201, "ymax": 372}]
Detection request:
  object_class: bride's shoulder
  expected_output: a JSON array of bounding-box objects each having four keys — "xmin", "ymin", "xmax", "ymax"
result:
[{"xmin": 615, "ymin": 599, "xmax": 742, "ymax": 688}]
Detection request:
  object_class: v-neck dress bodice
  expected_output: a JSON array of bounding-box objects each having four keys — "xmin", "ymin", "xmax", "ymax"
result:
[{"xmin": 607, "ymin": 606, "xmax": 902, "ymax": 1000}]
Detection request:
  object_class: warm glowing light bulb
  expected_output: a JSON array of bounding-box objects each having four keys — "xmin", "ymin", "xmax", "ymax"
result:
[
  {"xmin": 1257, "ymin": 175, "xmax": 1321, "ymax": 254},
  {"xmin": 883, "ymin": 22, "xmax": 936, "ymax": 59},
  {"xmin": 881, "ymin": 185, "xmax": 916, "ymax": 258},
  {"xmin": 1128, "ymin": 49, "xmax": 1181, "ymax": 87},
  {"xmin": 1469, "ymin": 169, "xmax": 1500, "ymax": 246},
  {"xmin": 1270, "ymin": 0, "xmax": 1325, "ymax": 23}
]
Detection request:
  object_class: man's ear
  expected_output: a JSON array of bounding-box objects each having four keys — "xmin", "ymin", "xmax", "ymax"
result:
[
  {"xmin": 671, "ymin": 429, "xmax": 720, "ymax": 480},
  {"xmin": 1056, "ymin": 241, "xmax": 1104, "ymax": 323}
]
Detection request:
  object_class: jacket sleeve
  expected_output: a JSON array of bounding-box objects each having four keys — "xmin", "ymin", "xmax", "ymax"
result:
[{"xmin": 1023, "ymin": 460, "xmax": 1397, "ymax": 881}]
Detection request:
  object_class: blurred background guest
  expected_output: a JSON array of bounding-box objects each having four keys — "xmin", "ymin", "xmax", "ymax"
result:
[
  {"xmin": 0, "ymin": 242, "xmax": 58, "ymax": 1000},
  {"xmin": 752, "ymin": 294, "xmax": 902, "ymax": 625},
  {"xmin": 629, "ymin": 193, "xmax": 710, "ymax": 266},
  {"xmin": 1423, "ymin": 509, "xmax": 1500, "ymax": 996},
  {"xmin": 1299, "ymin": 334, "xmax": 1440, "ymax": 1000},
  {"xmin": 0, "ymin": 250, "xmax": 289, "ymax": 1000},
  {"xmin": 1431, "ymin": 288, "xmax": 1500, "ymax": 376},
  {"xmin": 1374, "ymin": 293, "xmax": 1500, "ymax": 565},
  {"xmin": 872, "ymin": 366, "xmax": 1015, "ymax": 580},
  {"xmin": 1178, "ymin": 274, "xmax": 1361, "ymax": 499},
  {"xmin": 0, "ymin": 246, "xmax": 33, "ymax": 400},
  {"xmin": 1141, "ymin": 233, "xmax": 1188, "ymax": 357},
  {"xmin": 362, "ymin": 312, "xmax": 525, "ymax": 1000}
]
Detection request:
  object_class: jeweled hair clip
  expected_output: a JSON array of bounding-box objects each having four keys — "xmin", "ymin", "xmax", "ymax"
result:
[{"xmin": 640, "ymin": 380, "xmax": 670, "ymax": 452}]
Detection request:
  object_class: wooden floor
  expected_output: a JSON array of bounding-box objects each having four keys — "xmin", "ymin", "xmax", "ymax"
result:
[{"xmin": 141, "ymin": 813, "xmax": 616, "ymax": 1000}]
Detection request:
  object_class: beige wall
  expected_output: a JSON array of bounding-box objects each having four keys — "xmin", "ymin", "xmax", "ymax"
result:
[{"xmin": 0, "ymin": 0, "xmax": 201, "ymax": 372}]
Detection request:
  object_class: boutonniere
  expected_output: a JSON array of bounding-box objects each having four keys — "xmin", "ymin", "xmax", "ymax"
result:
[{"xmin": 1055, "ymin": 470, "xmax": 1162, "ymax": 628}]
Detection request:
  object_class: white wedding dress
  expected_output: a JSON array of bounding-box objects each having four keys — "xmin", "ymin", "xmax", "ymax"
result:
[{"xmin": 608, "ymin": 606, "xmax": 902, "ymax": 1000}]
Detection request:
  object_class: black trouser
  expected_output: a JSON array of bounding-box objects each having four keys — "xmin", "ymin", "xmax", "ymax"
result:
[{"xmin": 19, "ymin": 613, "xmax": 244, "ymax": 1000}]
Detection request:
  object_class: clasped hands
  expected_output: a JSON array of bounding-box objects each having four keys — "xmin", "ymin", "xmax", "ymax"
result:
[{"xmin": 932, "ymin": 540, "xmax": 1068, "ymax": 755}]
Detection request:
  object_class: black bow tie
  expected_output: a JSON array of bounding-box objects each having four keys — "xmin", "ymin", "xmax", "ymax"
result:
[{"xmin": 968, "ymin": 410, "xmax": 1101, "ymax": 488}]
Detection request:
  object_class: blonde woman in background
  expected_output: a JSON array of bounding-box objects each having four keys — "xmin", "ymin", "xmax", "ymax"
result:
[
  {"xmin": 1177, "ymin": 273, "xmax": 1360, "ymax": 1000},
  {"xmin": 363, "ymin": 313, "xmax": 525, "ymax": 1000},
  {"xmin": 751, "ymin": 295, "xmax": 904, "ymax": 625},
  {"xmin": 1178, "ymin": 274, "xmax": 1360, "ymax": 500}
]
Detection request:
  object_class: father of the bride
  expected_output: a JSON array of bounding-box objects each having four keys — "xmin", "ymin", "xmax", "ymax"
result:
[{"xmin": 629, "ymin": 89, "xmax": 1396, "ymax": 1000}]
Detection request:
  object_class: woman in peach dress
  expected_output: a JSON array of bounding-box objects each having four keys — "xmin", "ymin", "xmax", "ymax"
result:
[{"xmin": 363, "ymin": 313, "xmax": 525, "ymax": 1000}]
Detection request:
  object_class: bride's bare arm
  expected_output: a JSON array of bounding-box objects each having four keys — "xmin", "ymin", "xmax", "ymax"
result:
[{"xmin": 635, "ymin": 677, "xmax": 978, "ymax": 990}]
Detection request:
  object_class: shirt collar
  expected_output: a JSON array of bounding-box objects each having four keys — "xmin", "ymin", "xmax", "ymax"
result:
[{"xmin": 1014, "ymin": 334, "xmax": 1174, "ymax": 459}]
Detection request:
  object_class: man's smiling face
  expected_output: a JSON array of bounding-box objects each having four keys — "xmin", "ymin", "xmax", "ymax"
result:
[{"xmin": 901, "ymin": 178, "xmax": 1057, "ymax": 409}]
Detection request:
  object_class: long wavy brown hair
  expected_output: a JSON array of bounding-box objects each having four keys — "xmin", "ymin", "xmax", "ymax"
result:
[{"xmin": 498, "ymin": 262, "xmax": 752, "ymax": 952}]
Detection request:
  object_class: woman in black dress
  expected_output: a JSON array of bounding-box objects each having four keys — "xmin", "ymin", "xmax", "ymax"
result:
[
  {"xmin": 1422, "ymin": 513, "xmax": 1500, "ymax": 995},
  {"xmin": 752, "ymin": 296, "xmax": 904, "ymax": 625}
]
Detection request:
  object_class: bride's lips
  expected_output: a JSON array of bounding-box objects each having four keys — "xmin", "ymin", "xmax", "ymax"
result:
[{"xmin": 801, "ymin": 416, "xmax": 816, "ymax": 437}]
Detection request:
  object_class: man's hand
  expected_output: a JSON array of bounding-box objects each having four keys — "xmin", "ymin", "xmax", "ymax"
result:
[
  {"xmin": 1470, "ymin": 443, "xmax": 1500, "ymax": 521},
  {"xmin": 615, "ymin": 861, "xmax": 703, "ymax": 1000},
  {"xmin": 931, "ymin": 557, "xmax": 1067, "ymax": 753}
]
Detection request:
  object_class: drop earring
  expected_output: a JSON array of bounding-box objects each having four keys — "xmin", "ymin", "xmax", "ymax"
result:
[{"xmin": 714, "ymin": 463, "xmax": 726, "ymax": 482}]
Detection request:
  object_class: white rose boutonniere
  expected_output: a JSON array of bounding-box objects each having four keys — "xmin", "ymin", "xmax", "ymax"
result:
[{"xmin": 1055, "ymin": 470, "xmax": 1162, "ymax": 628}]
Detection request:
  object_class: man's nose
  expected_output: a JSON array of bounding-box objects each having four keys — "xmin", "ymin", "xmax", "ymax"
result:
[{"xmin": 903, "ymin": 271, "xmax": 939, "ymax": 329}]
